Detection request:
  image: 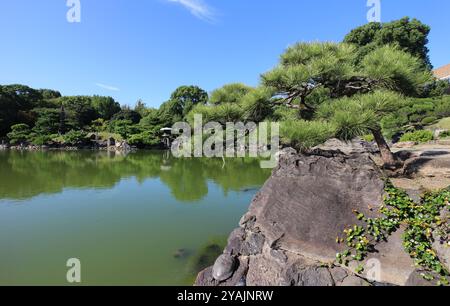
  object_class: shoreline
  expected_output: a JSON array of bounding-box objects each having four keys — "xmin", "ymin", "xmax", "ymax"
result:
[{"xmin": 0, "ymin": 142, "xmax": 166, "ymax": 152}]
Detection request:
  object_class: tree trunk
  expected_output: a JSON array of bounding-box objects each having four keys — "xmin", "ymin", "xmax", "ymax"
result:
[{"xmin": 370, "ymin": 128, "xmax": 396, "ymax": 166}]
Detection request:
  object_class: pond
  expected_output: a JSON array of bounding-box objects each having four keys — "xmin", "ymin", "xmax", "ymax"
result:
[{"xmin": 0, "ymin": 150, "xmax": 271, "ymax": 285}]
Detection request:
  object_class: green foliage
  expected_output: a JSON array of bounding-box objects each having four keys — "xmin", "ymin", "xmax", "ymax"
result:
[
  {"xmin": 426, "ymin": 80, "xmax": 450, "ymax": 98},
  {"xmin": 317, "ymin": 90, "xmax": 404, "ymax": 141},
  {"xmin": 380, "ymin": 96, "xmax": 450, "ymax": 138},
  {"xmin": 109, "ymin": 119, "xmax": 138, "ymax": 139},
  {"xmin": 128, "ymin": 130, "xmax": 161, "ymax": 148},
  {"xmin": 187, "ymin": 103, "xmax": 245, "ymax": 125},
  {"xmin": 0, "ymin": 85, "xmax": 41, "ymax": 135},
  {"xmin": 111, "ymin": 109, "xmax": 142, "ymax": 125},
  {"xmin": 262, "ymin": 42, "xmax": 358, "ymax": 110},
  {"xmin": 241, "ymin": 87, "xmax": 274, "ymax": 122},
  {"xmin": 90, "ymin": 118, "xmax": 108, "ymax": 133},
  {"xmin": 434, "ymin": 96, "xmax": 450, "ymax": 118},
  {"xmin": 336, "ymin": 183, "xmax": 450, "ymax": 285},
  {"xmin": 439, "ymin": 130, "xmax": 450, "ymax": 138},
  {"xmin": 344, "ymin": 17, "xmax": 431, "ymax": 68},
  {"xmin": 421, "ymin": 116, "xmax": 438, "ymax": 125},
  {"xmin": 30, "ymin": 134, "xmax": 54, "ymax": 146},
  {"xmin": 271, "ymin": 106, "xmax": 299, "ymax": 121},
  {"xmin": 63, "ymin": 130, "xmax": 88, "ymax": 145},
  {"xmin": 156, "ymin": 101, "xmax": 182, "ymax": 127},
  {"xmin": 59, "ymin": 96, "xmax": 98, "ymax": 129},
  {"xmin": 7, "ymin": 123, "xmax": 31, "ymax": 144},
  {"xmin": 209, "ymin": 83, "xmax": 252, "ymax": 105},
  {"xmin": 400, "ymin": 130, "xmax": 434, "ymax": 143},
  {"xmin": 134, "ymin": 99, "xmax": 148, "ymax": 117},
  {"xmin": 362, "ymin": 134, "xmax": 374, "ymax": 142},
  {"xmin": 32, "ymin": 108, "xmax": 60, "ymax": 136},
  {"xmin": 360, "ymin": 45, "xmax": 433, "ymax": 96},
  {"xmin": 91, "ymin": 96, "xmax": 121, "ymax": 120},
  {"xmin": 280, "ymin": 120, "xmax": 336, "ymax": 151},
  {"xmin": 38, "ymin": 89, "xmax": 61, "ymax": 100},
  {"xmin": 169, "ymin": 85, "xmax": 208, "ymax": 117}
]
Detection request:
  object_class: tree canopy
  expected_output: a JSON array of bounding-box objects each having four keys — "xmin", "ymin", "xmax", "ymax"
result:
[
  {"xmin": 344, "ymin": 17, "xmax": 432, "ymax": 68},
  {"xmin": 209, "ymin": 83, "xmax": 253, "ymax": 105},
  {"xmin": 169, "ymin": 85, "xmax": 208, "ymax": 117}
]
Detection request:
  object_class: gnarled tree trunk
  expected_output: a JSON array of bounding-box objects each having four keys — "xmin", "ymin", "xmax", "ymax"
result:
[{"xmin": 370, "ymin": 128, "xmax": 396, "ymax": 166}]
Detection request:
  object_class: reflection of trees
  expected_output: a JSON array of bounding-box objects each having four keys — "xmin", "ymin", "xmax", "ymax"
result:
[{"xmin": 0, "ymin": 151, "xmax": 271, "ymax": 202}]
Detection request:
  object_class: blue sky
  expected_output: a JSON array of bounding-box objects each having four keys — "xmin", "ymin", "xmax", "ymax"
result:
[{"xmin": 0, "ymin": 0, "xmax": 449, "ymax": 108}]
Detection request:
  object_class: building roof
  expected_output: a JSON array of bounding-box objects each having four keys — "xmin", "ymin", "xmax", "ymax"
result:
[{"xmin": 433, "ymin": 64, "xmax": 450, "ymax": 80}]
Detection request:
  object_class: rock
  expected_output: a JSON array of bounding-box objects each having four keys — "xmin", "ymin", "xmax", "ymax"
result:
[
  {"xmin": 245, "ymin": 246, "xmax": 342, "ymax": 286},
  {"xmin": 329, "ymin": 267, "xmax": 348, "ymax": 284},
  {"xmin": 196, "ymin": 149, "xmax": 428, "ymax": 286},
  {"xmin": 195, "ymin": 266, "xmax": 218, "ymax": 286},
  {"xmin": 405, "ymin": 269, "xmax": 450, "ymax": 286},
  {"xmin": 405, "ymin": 270, "xmax": 437, "ymax": 286},
  {"xmin": 393, "ymin": 141, "xmax": 417, "ymax": 149},
  {"xmin": 240, "ymin": 232, "xmax": 265, "ymax": 256},
  {"xmin": 240, "ymin": 151, "xmax": 386, "ymax": 264},
  {"xmin": 338, "ymin": 275, "xmax": 371, "ymax": 286},
  {"xmin": 224, "ymin": 228, "xmax": 245, "ymax": 256},
  {"xmin": 212, "ymin": 254, "xmax": 237, "ymax": 282},
  {"xmin": 269, "ymin": 249, "xmax": 288, "ymax": 264},
  {"xmin": 285, "ymin": 264, "xmax": 334, "ymax": 286},
  {"xmin": 404, "ymin": 157, "xmax": 450, "ymax": 178},
  {"xmin": 312, "ymin": 138, "xmax": 378, "ymax": 155}
]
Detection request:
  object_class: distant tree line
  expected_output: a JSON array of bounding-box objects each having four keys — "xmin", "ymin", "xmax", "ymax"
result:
[{"xmin": 1, "ymin": 17, "xmax": 449, "ymax": 163}]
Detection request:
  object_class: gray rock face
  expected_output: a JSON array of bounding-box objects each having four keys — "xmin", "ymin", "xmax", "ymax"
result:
[
  {"xmin": 241, "ymin": 151, "xmax": 385, "ymax": 263},
  {"xmin": 196, "ymin": 149, "xmax": 438, "ymax": 286},
  {"xmin": 212, "ymin": 254, "xmax": 237, "ymax": 282}
]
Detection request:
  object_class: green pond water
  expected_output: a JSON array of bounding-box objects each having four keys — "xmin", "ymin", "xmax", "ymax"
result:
[{"xmin": 0, "ymin": 150, "xmax": 271, "ymax": 285}]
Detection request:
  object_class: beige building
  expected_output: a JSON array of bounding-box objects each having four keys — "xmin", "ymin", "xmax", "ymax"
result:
[
  {"xmin": 433, "ymin": 63, "xmax": 450, "ymax": 81},
  {"xmin": 434, "ymin": 64, "xmax": 450, "ymax": 94}
]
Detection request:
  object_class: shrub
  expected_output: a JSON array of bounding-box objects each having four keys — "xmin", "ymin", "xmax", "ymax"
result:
[
  {"xmin": 439, "ymin": 130, "xmax": 450, "ymax": 138},
  {"xmin": 434, "ymin": 96, "xmax": 450, "ymax": 118},
  {"xmin": 128, "ymin": 131, "xmax": 161, "ymax": 148},
  {"xmin": 63, "ymin": 130, "xmax": 88, "ymax": 145},
  {"xmin": 421, "ymin": 116, "xmax": 438, "ymax": 125},
  {"xmin": 31, "ymin": 134, "xmax": 54, "ymax": 146},
  {"xmin": 7, "ymin": 124, "xmax": 31, "ymax": 145},
  {"xmin": 399, "ymin": 130, "xmax": 433, "ymax": 143}
]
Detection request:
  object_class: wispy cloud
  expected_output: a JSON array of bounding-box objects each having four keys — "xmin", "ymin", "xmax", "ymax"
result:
[
  {"xmin": 167, "ymin": 0, "xmax": 216, "ymax": 22},
  {"xmin": 95, "ymin": 83, "xmax": 120, "ymax": 91}
]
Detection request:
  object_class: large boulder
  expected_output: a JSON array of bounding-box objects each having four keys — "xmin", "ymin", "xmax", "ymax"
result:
[{"xmin": 196, "ymin": 149, "xmax": 422, "ymax": 286}]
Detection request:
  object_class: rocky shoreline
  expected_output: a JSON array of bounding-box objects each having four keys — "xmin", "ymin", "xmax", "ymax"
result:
[{"xmin": 195, "ymin": 141, "xmax": 450, "ymax": 287}]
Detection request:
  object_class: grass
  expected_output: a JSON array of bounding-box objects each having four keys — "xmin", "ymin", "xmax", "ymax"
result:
[{"xmin": 429, "ymin": 117, "xmax": 450, "ymax": 130}]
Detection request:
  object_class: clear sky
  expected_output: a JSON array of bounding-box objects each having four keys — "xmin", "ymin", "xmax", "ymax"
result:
[{"xmin": 0, "ymin": 0, "xmax": 449, "ymax": 108}]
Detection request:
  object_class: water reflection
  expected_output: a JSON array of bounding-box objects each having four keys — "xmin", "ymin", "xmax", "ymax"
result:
[{"xmin": 0, "ymin": 150, "xmax": 271, "ymax": 202}]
